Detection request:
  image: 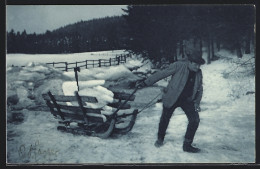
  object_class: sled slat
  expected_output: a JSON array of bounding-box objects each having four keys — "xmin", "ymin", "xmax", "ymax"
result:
[
  {"xmin": 75, "ymin": 91, "xmax": 88, "ymax": 124},
  {"xmin": 45, "ymin": 102, "xmax": 102, "ymax": 114},
  {"xmin": 51, "ymin": 110, "xmax": 105, "ymax": 123},
  {"xmin": 51, "ymin": 110, "xmax": 83, "ymax": 121},
  {"xmin": 47, "ymin": 91, "xmax": 65, "ymax": 120},
  {"xmin": 42, "ymin": 94, "xmax": 98, "ymax": 103},
  {"xmin": 113, "ymin": 92, "xmax": 135, "ymax": 101},
  {"xmin": 107, "ymin": 102, "xmax": 131, "ymax": 109}
]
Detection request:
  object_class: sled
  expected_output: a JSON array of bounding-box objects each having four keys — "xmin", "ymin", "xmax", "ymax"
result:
[{"xmin": 42, "ymin": 90, "xmax": 138, "ymax": 138}]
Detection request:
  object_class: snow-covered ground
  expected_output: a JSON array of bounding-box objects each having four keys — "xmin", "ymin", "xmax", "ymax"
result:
[
  {"xmin": 6, "ymin": 50, "xmax": 128, "ymax": 67},
  {"xmin": 6, "ymin": 50, "xmax": 255, "ymax": 164}
]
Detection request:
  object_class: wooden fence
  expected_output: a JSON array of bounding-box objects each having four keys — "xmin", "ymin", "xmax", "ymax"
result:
[{"xmin": 46, "ymin": 54, "xmax": 131, "ymax": 71}]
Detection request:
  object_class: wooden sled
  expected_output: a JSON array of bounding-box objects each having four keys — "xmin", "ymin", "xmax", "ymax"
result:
[{"xmin": 42, "ymin": 90, "xmax": 138, "ymax": 138}]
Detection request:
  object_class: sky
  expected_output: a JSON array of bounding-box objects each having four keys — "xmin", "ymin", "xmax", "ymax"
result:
[{"xmin": 6, "ymin": 5, "xmax": 128, "ymax": 34}]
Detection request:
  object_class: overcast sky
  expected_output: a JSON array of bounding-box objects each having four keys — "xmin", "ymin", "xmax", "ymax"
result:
[{"xmin": 6, "ymin": 5, "xmax": 128, "ymax": 34}]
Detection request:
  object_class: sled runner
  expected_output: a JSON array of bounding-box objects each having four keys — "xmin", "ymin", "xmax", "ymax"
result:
[{"xmin": 42, "ymin": 90, "xmax": 138, "ymax": 138}]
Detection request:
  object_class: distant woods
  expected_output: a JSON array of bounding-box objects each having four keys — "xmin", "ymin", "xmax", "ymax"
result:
[
  {"xmin": 7, "ymin": 16, "xmax": 128, "ymax": 54},
  {"xmin": 7, "ymin": 5, "xmax": 255, "ymax": 64},
  {"xmin": 123, "ymin": 5, "xmax": 255, "ymax": 64}
]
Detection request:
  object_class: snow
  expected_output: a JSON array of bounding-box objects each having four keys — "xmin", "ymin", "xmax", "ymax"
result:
[
  {"xmin": 6, "ymin": 50, "xmax": 128, "ymax": 67},
  {"xmin": 61, "ymin": 81, "xmax": 114, "ymax": 114},
  {"xmin": 6, "ymin": 50, "xmax": 255, "ymax": 164},
  {"xmin": 62, "ymin": 65, "xmax": 139, "ymax": 82},
  {"xmin": 202, "ymin": 59, "xmax": 231, "ymax": 103},
  {"xmin": 62, "ymin": 80, "xmax": 106, "ymax": 95}
]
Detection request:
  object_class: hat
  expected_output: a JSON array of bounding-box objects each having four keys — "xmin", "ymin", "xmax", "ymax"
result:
[{"xmin": 187, "ymin": 51, "xmax": 205, "ymax": 65}]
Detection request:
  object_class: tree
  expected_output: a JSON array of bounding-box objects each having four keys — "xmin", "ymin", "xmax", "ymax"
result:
[
  {"xmin": 215, "ymin": 5, "xmax": 255, "ymax": 58},
  {"xmin": 123, "ymin": 5, "xmax": 183, "ymax": 64},
  {"xmin": 123, "ymin": 5, "xmax": 255, "ymax": 64},
  {"xmin": 7, "ymin": 29, "xmax": 16, "ymax": 53},
  {"xmin": 6, "ymin": 6, "xmax": 254, "ymax": 56}
]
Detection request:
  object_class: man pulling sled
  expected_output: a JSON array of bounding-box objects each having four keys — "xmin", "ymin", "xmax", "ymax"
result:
[{"xmin": 136, "ymin": 51, "xmax": 205, "ymax": 153}]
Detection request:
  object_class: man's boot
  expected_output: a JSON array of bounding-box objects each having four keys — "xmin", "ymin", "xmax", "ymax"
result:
[
  {"xmin": 154, "ymin": 138, "xmax": 164, "ymax": 148},
  {"xmin": 183, "ymin": 139, "xmax": 201, "ymax": 153}
]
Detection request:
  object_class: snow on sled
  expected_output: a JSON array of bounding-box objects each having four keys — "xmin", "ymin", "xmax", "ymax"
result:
[{"xmin": 42, "ymin": 90, "xmax": 138, "ymax": 138}]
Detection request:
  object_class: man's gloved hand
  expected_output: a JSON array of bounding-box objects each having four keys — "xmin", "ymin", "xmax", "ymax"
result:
[
  {"xmin": 194, "ymin": 103, "xmax": 201, "ymax": 112},
  {"xmin": 135, "ymin": 80, "xmax": 147, "ymax": 89}
]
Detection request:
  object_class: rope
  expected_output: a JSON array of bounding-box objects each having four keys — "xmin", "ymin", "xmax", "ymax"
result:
[
  {"xmin": 112, "ymin": 88, "xmax": 139, "ymax": 116},
  {"xmin": 96, "ymin": 89, "xmax": 161, "ymax": 115},
  {"xmin": 137, "ymin": 92, "xmax": 161, "ymax": 114},
  {"xmin": 116, "ymin": 92, "xmax": 162, "ymax": 118}
]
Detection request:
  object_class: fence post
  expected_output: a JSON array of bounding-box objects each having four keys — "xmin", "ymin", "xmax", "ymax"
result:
[
  {"xmin": 93, "ymin": 60, "xmax": 94, "ymax": 68},
  {"xmin": 99, "ymin": 59, "xmax": 101, "ymax": 67},
  {"xmin": 53, "ymin": 62, "xmax": 55, "ymax": 67},
  {"xmin": 109, "ymin": 58, "xmax": 111, "ymax": 66},
  {"xmin": 117, "ymin": 56, "xmax": 120, "ymax": 65},
  {"xmin": 65, "ymin": 62, "xmax": 68, "ymax": 71},
  {"xmin": 76, "ymin": 62, "xmax": 77, "ymax": 69},
  {"xmin": 86, "ymin": 60, "xmax": 88, "ymax": 69}
]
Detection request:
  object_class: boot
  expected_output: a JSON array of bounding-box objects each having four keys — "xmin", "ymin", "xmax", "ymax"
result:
[
  {"xmin": 154, "ymin": 138, "xmax": 164, "ymax": 148},
  {"xmin": 183, "ymin": 139, "xmax": 201, "ymax": 153}
]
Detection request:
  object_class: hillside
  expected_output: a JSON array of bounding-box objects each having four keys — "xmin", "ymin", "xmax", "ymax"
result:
[{"xmin": 7, "ymin": 16, "xmax": 128, "ymax": 54}]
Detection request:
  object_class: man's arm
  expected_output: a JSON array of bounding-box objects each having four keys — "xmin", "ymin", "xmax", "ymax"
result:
[
  {"xmin": 194, "ymin": 70, "xmax": 203, "ymax": 110},
  {"xmin": 144, "ymin": 62, "xmax": 182, "ymax": 86}
]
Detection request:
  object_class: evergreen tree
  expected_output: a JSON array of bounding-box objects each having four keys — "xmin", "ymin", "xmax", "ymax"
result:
[{"xmin": 123, "ymin": 5, "xmax": 255, "ymax": 63}]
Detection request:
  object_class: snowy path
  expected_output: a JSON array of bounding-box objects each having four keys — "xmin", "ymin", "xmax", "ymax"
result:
[{"xmin": 7, "ymin": 55, "xmax": 255, "ymax": 164}]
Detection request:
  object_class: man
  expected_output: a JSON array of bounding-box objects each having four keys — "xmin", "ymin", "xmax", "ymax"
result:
[{"xmin": 136, "ymin": 51, "xmax": 205, "ymax": 153}]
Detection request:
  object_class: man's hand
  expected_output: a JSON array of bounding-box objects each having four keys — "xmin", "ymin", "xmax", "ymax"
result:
[
  {"xmin": 135, "ymin": 80, "xmax": 147, "ymax": 89},
  {"xmin": 194, "ymin": 103, "xmax": 201, "ymax": 112}
]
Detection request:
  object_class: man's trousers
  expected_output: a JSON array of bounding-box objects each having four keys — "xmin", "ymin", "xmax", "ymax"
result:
[{"xmin": 157, "ymin": 98, "xmax": 200, "ymax": 143}]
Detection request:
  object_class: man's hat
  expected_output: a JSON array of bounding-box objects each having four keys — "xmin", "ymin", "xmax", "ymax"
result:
[{"xmin": 187, "ymin": 51, "xmax": 205, "ymax": 65}]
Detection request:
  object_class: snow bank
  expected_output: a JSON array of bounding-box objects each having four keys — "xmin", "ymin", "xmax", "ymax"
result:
[
  {"xmin": 7, "ymin": 63, "xmax": 70, "ymax": 111},
  {"xmin": 124, "ymin": 56, "xmax": 144, "ymax": 68},
  {"xmin": 62, "ymin": 63, "xmax": 141, "ymax": 89},
  {"xmin": 6, "ymin": 51, "xmax": 139, "ymax": 112}
]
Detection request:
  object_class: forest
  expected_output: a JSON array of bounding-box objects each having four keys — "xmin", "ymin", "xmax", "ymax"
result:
[
  {"xmin": 123, "ymin": 5, "xmax": 255, "ymax": 64},
  {"xmin": 6, "ymin": 5, "xmax": 255, "ymax": 64},
  {"xmin": 7, "ymin": 16, "xmax": 128, "ymax": 54}
]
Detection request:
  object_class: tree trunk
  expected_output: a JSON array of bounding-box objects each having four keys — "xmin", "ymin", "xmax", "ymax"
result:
[
  {"xmin": 206, "ymin": 19, "xmax": 211, "ymax": 64},
  {"xmin": 169, "ymin": 44, "xmax": 177, "ymax": 63},
  {"xmin": 174, "ymin": 44, "xmax": 178, "ymax": 61},
  {"xmin": 168, "ymin": 52, "xmax": 175, "ymax": 63},
  {"xmin": 245, "ymin": 31, "xmax": 251, "ymax": 54},
  {"xmin": 200, "ymin": 38, "xmax": 203, "ymax": 54},
  {"xmin": 216, "ymin": 39, "xmax": 220, "ymax": 51},
  {"xmin": 236, "ymin": 42, "xmax": 243, "ymax": 58},
  {"xmin": 193, "ymin": 38, "xmax": 197, "ymax": 48},
  {"xmin": 252, "ymin": 30, "xmax": 255, "ymax": 54},
  {"xmin": 179, "ymin": 40, "xmax": 185, "ymax": 58},
  {"xmin": 210, "ymin": 36, "xmax": 215, "ymax": 60},
  {"xmin": 207, "ymin": 36, "xmax": 211, "ymax": 64},
  {"xmin": 245, "ymin": 40, "xmax": 250, "ymax": 54}
]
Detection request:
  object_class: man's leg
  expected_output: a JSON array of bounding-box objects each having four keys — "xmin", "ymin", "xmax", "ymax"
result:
[
  {"xmin": 180, "ymin": 101, "xmax": 201, "ymax": 152},
  {"xmin": 155, "ymin": 104, "xmax": 177, "ymax": 147}
]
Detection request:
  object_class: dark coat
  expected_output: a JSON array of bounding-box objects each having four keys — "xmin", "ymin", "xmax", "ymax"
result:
[{"xmin": 144, "ymin": 60, "xmax": 203, "ymax": 108}]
